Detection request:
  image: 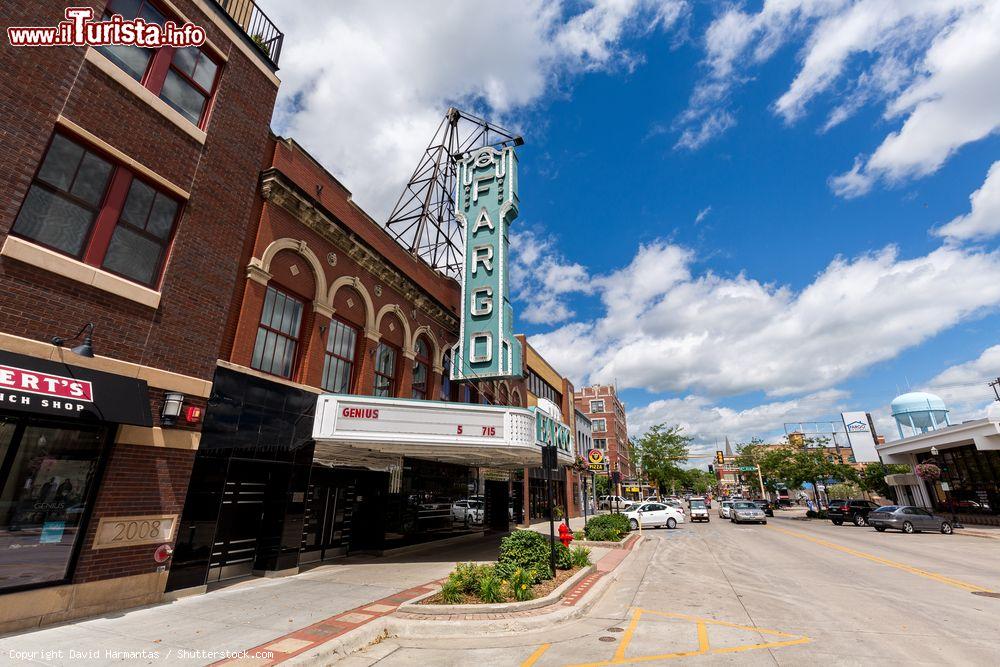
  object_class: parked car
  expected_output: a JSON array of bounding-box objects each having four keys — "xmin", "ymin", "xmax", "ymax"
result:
[
  {"xmin": 599, "ymin": 495, "xmax": 629, "ymax": 510},
  {"xmin": 752, "ymin": 500, "xmax": 774, "ymax": 517},
  {"xmin": 730, "ymin": 500, "xmax": 767, "ymax": 524},
  {"xmin": 624, "ymin": 503, "xmax": 685, "ymax": 530},
  {"xmin": 719, "ymin": 500, "xmax": 734, "ymax": 519},
  {"xmin": 664, "ymin": 499, "xmax": 684, "ymax": 510},
  {"xmin": 828, "ymin": 499, "xmax": 880, "ymax": 526},
  {"xmin": 451, "ymin": 499, "xmax": 483, "ymax": 523},
  {"xmin": 867, "ymin": 506, "xmax": 954, "ymax": 534},
  {"xmin": 688, "ymin": 497, "xmax": 710, "ymax": 522}
]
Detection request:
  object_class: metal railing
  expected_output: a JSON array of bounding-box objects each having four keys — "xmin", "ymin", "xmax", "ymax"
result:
[{"xmin": 212, "ymin": 0, "xmax": 284, "ymax": 68}]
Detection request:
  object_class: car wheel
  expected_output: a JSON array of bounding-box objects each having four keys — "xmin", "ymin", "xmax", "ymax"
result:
[
  {"xmin": 761, "ymin": 520, "xmax": 767, "ymax": 525},
  {"xmin": 832, "ymin": 519, "xmax": 844, "ymax": 526},
  {"xmin": 874, "ymin": 526, "xmax": 886, "ymax": 532},
  {"xmin": 902, "ymin": 521, "xmax": 914, "ymax": 534},
  {"xmin": 667, "ymin": 517, "xmax": 677, "ymax": 529},
  {"xmin": 941, "ymin": 522, "xmax": 953, "ymax": 535},
  {"xmin": 629, "ymin": 518, "xmax": 639, "ymax": 530},
  {"xmin": 853, "ymin": 514, "xmax": 866, "ymax": 527}
]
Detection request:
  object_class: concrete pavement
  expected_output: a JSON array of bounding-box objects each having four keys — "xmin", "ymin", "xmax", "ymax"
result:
[{"xmin": 345, "ymin": 510, "xmax": 1000, "ymax": 665}]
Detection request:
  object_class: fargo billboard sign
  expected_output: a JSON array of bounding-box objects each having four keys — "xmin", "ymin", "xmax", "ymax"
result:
[
  {"xmin": 451, "ymin": 146, "xmax": 523, "ymax": 381},
  {"xmin": 841, "ymin": 411, "xmax": 879, "ymax": 463}
]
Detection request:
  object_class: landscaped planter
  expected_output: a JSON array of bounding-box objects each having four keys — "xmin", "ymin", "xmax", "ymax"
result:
[
  {"xmin": 572, "ymin": 533, "xmax": 638, "ymax": 549},
  {"xmin": 401, "ymin": 564, "xmax": 595, "ymax": 615}
]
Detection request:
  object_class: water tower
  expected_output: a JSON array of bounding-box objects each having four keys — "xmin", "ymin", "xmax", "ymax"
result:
[{"xmin": 890, "ymin": 391, "xmax": 950, "ymax": 438}]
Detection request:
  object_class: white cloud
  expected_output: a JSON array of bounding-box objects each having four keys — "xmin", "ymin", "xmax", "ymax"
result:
[
  {"xmin": 676, "ymin": 0, "xmax": 998, "ymax": 196},
  {"xmin": 924, "ymin": 344, "xmax": 1000, "ymax": 419},
  {"xmin": 694, "ymin": 206, "xmax": 712, "ymax": 224},
  {"xmin": 262, "ymin": 0, "xmax": 685, "ymax": 219},
  {"xmin": 531, "ymin": 242, "xmax": 1000, "ymax": 399},
  {"xmin": 934, "ymin": 161, "xmax": 1000, "ymax": 242},
  {"xmin": 627, "ymin": 389, "xmax": 850, "ymax": 460},
  {"xmin": 510, "ymin": 229, "xmax": 592, "ymax": 324}
]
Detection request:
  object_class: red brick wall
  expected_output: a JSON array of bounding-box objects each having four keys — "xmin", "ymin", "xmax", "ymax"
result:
[
  {"xmin": 72, "ymin": 443, "xmax": 195, "ymax": 583},
  {"xmin": 0, "ymin": 1, "xmax": 279, "ymax": 591}
]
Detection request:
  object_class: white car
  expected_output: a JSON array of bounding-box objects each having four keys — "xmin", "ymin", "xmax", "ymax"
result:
[
  {"xmin": 624, "ymin": 502, "xmax": 685, "ymax": 530},
  {"xmin": 599, "ymin": 495, "xmax": 629, "ymax": 510},
  {"xmin": 719, "ymin": 500, "xmax": 734, "ymax": 519},
  {"xmin": 451, "ymin": 500, "xmax": 483, "ymax": 523}
]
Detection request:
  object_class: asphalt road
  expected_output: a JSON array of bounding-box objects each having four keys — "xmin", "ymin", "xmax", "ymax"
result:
[{"xmin": 348, "ymin": 511, "xmax": 1000, "ymax": 666}]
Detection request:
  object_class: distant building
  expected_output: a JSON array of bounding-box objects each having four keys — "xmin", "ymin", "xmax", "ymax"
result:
[{"xmin": 574, "ymin": 385, "xmax": 633, "ymax": 492}]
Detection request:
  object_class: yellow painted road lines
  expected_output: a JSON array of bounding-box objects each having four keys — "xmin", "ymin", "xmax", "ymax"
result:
[
  {"xmin": 564, "ymin": 608, "xmax": 810, "ymax": 666},
  {"xmin": 767, "ymin": 524, "xmax": 995, "ymax": 594},
  {"xmin": 521, "ymin": 643, "xmax": 551, "ymax": 667}
]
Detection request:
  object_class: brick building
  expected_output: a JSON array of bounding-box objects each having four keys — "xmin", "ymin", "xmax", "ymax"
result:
[
  {"xmin": 165, "ymin": 137, "xmax": 577, "ymax": 593},
  {"xmin": 0, "ymin": 0, "xmax": 281, "ymax": 632},
  {"xmin": 574, "ymin": 384, "xmax": 633, "ymax": 493}
]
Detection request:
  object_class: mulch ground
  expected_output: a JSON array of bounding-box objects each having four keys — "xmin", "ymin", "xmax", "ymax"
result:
[{"xmin": 418, "ymin": 566, "xmax": 582, "ymax": 605}]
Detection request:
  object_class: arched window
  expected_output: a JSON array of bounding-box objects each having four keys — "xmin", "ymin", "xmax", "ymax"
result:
[
  {"xmin": 251, "ymin": 285, "xmax": 304, "ymax": 379},
  {"xmin": 411, "ymin": 337, "xmax": 430, "ymax": 399},
  {"xmin": 440, "ymin": 350, "xmax": 452, "ymax": 401},
  {"xmin": 321, "ymin": 317, "xmax": 358, "ymax": 393},
  {"xmin": 373, "ymin": 342, "xmax": 398, "ymax": 397},
  {"xmin": 497, "ymin": 383, "xmax": 510, "ymax": 406}
]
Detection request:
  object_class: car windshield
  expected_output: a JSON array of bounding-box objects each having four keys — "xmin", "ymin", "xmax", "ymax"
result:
[
  {"xmin": 872, "ymin": 506, "xmax": 897, "ymax": 512},
  {"xmin": 690, "ymin": 500, "xmax": 706, "ymax": 509},
  {"xmin": 734, "ymin": 502, "xmax": 756, "ymax": 509}
]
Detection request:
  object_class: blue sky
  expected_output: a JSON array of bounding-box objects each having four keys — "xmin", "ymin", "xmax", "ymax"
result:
[{"xmin": 264, "ymin": 1, "xmax": 1000, "ymax": 463}]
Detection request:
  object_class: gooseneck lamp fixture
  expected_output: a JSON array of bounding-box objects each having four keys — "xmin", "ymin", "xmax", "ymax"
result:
[
  {"xmin": 161, "ymin": 392, "xmax": 185, "ymax": 426},
  {"xmin": 51, "ymin": 322, "xmax": 95, "ymax": 358}
]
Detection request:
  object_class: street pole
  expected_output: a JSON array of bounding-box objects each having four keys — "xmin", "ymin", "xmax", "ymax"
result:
[
  {"xmin": 582, "ymin": 472, "xmax": 588, "ymax": 527},
  {"xmin": 545, "ymin": 446, "xmax": 556, "ymax": 578},
  {"xmin": 756, "ymin": 464, "xmax": 766, "ymax": 499}
]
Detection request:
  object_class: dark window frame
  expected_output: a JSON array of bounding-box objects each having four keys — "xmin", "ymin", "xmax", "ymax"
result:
[
  {"xmin": 373, "ymin": 341, "xmax": 399, "ymax": 398},
  {"xmin": 251, "ymin": 284, "xmax": 306, "ymax": 380},
  {"xmin": 321, "ymin": 316, "xmax": 359, "ymax": 393},
  {"xmin": 411, "ymin": 337, "xmax": 430, "ymax": 400},
  {"xmin": 97, "ymin": 0, "xmax": 222, "ymax": 129},
  {"xmin": 12, "ymin": 131, "xmax": 183, "ymax": 289}
]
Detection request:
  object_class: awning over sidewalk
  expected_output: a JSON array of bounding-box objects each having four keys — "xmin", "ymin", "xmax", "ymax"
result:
[{"xmin": 312, "ymin": 395, "xmax": 575, "ymax": 469}]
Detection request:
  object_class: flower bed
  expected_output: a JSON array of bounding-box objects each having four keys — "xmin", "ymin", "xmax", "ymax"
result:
[{"xmin": 418, "ymin": 530, "xmax": 593, "ymax": 605}]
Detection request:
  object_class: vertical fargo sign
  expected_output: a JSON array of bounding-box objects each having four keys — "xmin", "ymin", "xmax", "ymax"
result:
[{"xmin": 452, "ymin": 146, "xmax": 523, "ymax": 380}]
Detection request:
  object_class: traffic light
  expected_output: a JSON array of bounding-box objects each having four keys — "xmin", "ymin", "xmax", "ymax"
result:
[
  {"xmin": 715, "ymin": 451, "xmax": 724, "ymax": 465},
  {"xmin": 708, "ymin": 464, "xmax": 714, "ymax": 473}
]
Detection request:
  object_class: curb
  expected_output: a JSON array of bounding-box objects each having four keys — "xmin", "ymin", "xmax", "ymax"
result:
[
  {"xmin": 285, "ymin": 536, "xmax": 647, "ymax": 664},
  {"xmin": 399, "ymin": 564, "xmax": 596, "ymax": 615}
]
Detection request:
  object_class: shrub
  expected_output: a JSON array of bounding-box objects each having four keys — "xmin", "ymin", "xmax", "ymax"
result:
[
  {"xmin": 440, "ymin": 577, "xmax": 463, "ymax": 604},
  {"xmin": 584, "ymin": 513, "xmax": 630, "ymax": 541},
  {"xmin": 509, "ymin": 568, "xmax": 535, "ymax": 601},
  {"xmin": 574, "ymin": 530, "xmax": 586, "ymax": 541},
  {"xmin": 555, "ymin": 543, "xmax": 573, "ymax": 570},
  {"xmin": 498, "ymin": 530, "xmax": 552, "ymax": 582},
  {"xmin": 571, "ymin": 545, "xmax": 592, "ymax": 568},
  {"xmin": 452, "ymin": 562, "xmax": 492, "ymax": 594},
  {"xmin": 478, "ymin": 571, "xmax": 504, "ymax": 603}
]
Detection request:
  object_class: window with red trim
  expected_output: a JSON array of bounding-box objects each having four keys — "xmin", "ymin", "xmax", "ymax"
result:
[
  {"xmin": 251, "ymin": 286, "xmax": 303, "ymax": 379},
  {"xmin": 373, "ymin": 343, "xmax": 397, "ymax": 397},
  {"xmin": 411, "ymin": 338, "xmax": 430, "ymax": 399},
  {"xmin": 322, "ymin": 318, "xmax": 358, "ymax": 393},
  {"xmin": 95, "ymin": 0, "xmax": 221, "ymax": 128},
  {"xmin": 12, "ymin": 133, "xmax": 182, "ymax": 288}
]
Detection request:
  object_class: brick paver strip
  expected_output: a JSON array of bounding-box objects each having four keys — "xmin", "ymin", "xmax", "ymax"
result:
[{"xmin": 214, "ymin": 533, "xmax": 641, "ymax": 666}]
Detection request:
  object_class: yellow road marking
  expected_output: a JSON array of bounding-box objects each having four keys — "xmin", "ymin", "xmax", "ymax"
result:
[
  {"xmin": 767, "ymin": 524, "xmax": 995, "ymax": 593},
  {"xmin": 521, "ymin": 643, "xmax": 551, "ymax": 667},
  {"xmin": 565, "ymin": 608, "xmax": 810, "ymax": 666}
]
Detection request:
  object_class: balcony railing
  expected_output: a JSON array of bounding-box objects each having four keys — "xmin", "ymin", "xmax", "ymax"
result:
[{"xmin": 212, "ymin": 0, "xmax": 284, "ymax": 68}]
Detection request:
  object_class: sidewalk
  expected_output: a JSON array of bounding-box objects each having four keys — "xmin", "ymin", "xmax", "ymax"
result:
[{"xmin": 0, "ymin": 534, "xmax": 506, "ymax": 666}]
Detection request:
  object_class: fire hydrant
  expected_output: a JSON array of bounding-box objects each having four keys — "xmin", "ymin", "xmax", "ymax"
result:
[{"xmin": 558, "ymin": 522, "xmax": 573, "ymax": 547}]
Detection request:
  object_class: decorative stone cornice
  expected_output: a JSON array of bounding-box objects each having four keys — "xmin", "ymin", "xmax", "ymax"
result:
[
  {"xmin": 260, "ymin": 170, "xmax": 459, "ymax": 331},
  {"xmin": 246, "ymin": 261, "xmax": 271, "ymax": 285}
]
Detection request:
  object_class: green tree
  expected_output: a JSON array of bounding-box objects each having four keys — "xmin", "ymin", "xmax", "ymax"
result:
[
  {"xmin": 632, "ymin": 424, "xmax": 691, "ymax": 494},
  {"xmin": 781, "ymin": 442, "xmax": 858, "ymax": 509},
  {"xmin": 684, "ymin": 468, "xmax": 717, "ymax": 495},
  {"xmin": 594, "ymin": 474, "xmax": 610, "ymax": 496},
  {"xmin": 857, "ymin": 461, "xmax": 911, "ymax": 499}
]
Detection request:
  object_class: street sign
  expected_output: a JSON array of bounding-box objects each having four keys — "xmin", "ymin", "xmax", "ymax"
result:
[{"xmin": 739, "ymin": 466, "xmax": 757, "ymax": 472}]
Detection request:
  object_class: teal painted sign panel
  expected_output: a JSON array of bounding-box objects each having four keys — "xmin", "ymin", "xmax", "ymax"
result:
[
  {"xmin": 533, "ymin": 407, "xmax": 573, "ymax": 454},
  {"xmin": 452, "ymin": 146, "xmax": 523, "ymax": 380}
]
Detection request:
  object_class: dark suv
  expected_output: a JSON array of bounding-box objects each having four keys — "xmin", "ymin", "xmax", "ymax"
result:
[{"xmin": 828, "ymin": 499, "xmax": 880, "ymax": 526}]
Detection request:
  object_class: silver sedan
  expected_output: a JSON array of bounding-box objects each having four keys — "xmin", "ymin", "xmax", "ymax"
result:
[
  {"xmin": 867, "ymin": 505, "xmax": 954, "ymax": 534},
  {"xmin": 730, "ymin": 501, "xmax": 767, "ymax": 524}
]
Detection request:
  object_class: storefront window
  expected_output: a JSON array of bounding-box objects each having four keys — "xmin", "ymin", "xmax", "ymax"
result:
[
  {"xmin": 0, "ymin": 416, "xmax": 106, "ymax": 592},
  {"xmin": 917, "ymin": 446, "xmax": 999, "ymax": 516}
]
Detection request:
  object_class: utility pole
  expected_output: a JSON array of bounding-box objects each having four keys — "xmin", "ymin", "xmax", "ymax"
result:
[
  {"xmin": 991, "ymin": 377, "xmax": 1000, "ymax": 401},
  {"xmin": 756, "ymin": 464, "xmax": 766, "ymax": 499}
]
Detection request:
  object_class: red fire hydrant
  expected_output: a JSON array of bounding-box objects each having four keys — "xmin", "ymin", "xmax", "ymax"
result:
[{"xmin": 559, "ymin": 522, "xmax": 573, "ymax": 547}]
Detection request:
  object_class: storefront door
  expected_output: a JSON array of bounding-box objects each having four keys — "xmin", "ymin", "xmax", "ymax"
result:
[
  {"xmin": 207, "ymin": 459, "xmax": 269, "ymax": 583},
  {"xmin": 300, "ymin": 467, "xmax": 351, "ymax": 563}
]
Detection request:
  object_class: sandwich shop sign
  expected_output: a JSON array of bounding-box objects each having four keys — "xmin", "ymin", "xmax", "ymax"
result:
[{"xmin": 451, "ymin": 146, "xmax": 523, "ymax": 381}]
